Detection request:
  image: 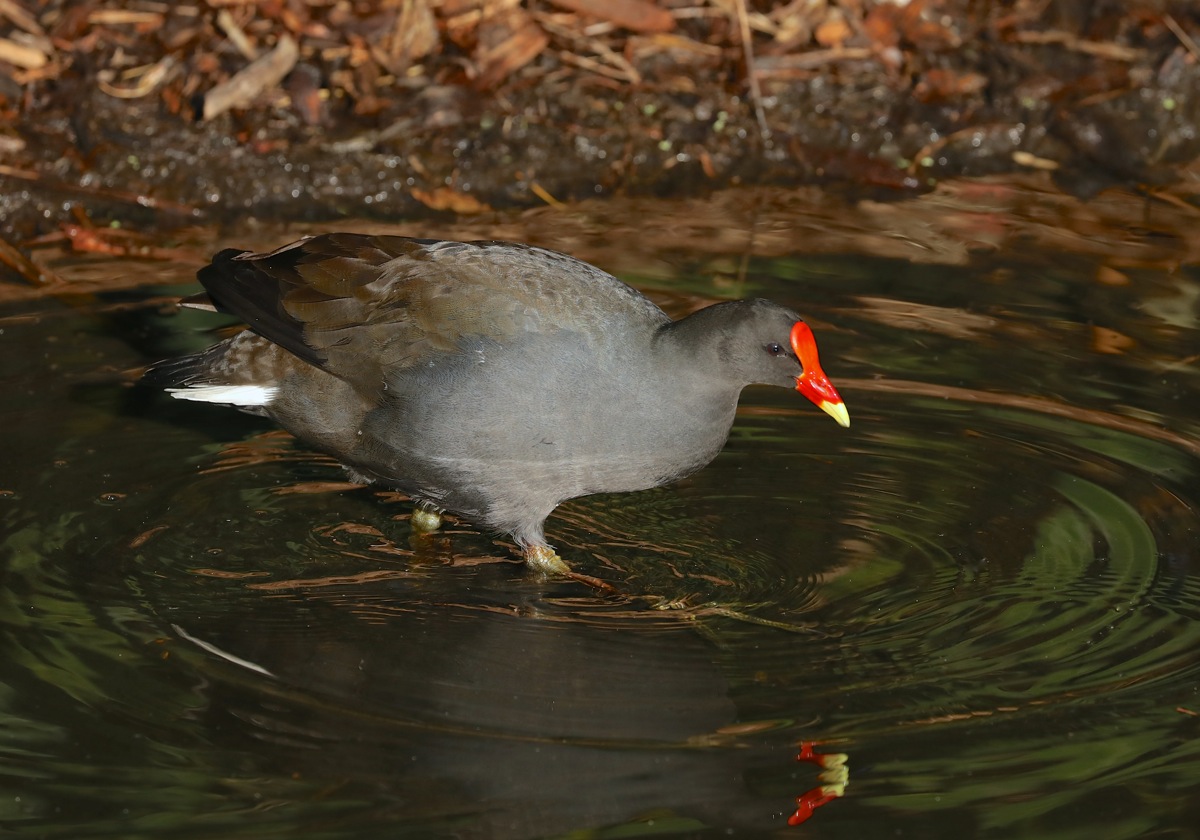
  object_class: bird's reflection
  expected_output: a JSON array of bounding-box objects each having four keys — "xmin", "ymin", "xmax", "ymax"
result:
[{"xmin": 173, "ymin": 592, "xmax": 848, "ymax": 835}]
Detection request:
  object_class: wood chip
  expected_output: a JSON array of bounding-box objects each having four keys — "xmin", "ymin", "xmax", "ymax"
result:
[
  {"xmin": 0, "ymin": 0, "xmax": 44, "ymax": 36},
  {"xmin": 628, "ymin": 32, "xmax": 723, "ymax": 60},
  {"xmin": 1011, "ymin": 150, "xmax": 1059, "ymax": 171},
  {"xmin": 87, "ymin": 9, "xmax": 165, "ymax": 27},
  {"xmin": 379, "ymin": 0, "xmax": 438, "ymax": 72},
  {"xmin": 442, "ymin": 0, "xmax": 522, "ymax": 45},
  {"xmin": 473, "ymin": 4, "xmax": 548, "ymax": 88},
  {"xmin": 202, "ymin": 33, "xmax": 299, "ymax": 121},
  {"xmin": 0, "ymin": 36, "xmax": 47, "ymax": 69},
  {"xmin": 547, "ymin": 0, "xmax": 675, "ymax": 33}
]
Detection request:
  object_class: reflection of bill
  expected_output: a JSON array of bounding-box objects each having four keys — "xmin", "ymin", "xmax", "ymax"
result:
[{"xmin": 788, "ymin": 742, "xmax": 849, "ymax": 827}]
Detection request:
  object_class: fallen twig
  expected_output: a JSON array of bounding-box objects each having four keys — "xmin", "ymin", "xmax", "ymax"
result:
[
  {"xmin": 536, "ymin": 11, "xmax": 643, "ymax": 84},
  {"xmin": 216, "ymin": 8, "xmax": 259, "ymax": 60},
  {"xmin": 733, "ymin": 0, "xmax": 770, "ymax": 141},
  {"xmin": 1008, "ymin": 30, "xmax": 1141, "ymax": 62},
  {"xmin": 98, "ymin": 55, "xmax": 176, "ymax": 99},
  {"xmin": 753, "ymin": 47, "xmax": 875, "ymax": 77},
  {"xmin": 1163, "ymin": 14, "xmax": 1200, "ymax": 62},
  {"xmin": 557, "ymin": 48, "xmax": 640, "ymax": 84},
  {"xmin": 0, "ymin": 235, "xmax": 60, "ymax": 286}
]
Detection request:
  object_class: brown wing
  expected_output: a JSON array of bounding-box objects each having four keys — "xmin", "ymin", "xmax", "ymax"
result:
[{"xmin": 194, "ymin": 233, "xmax": 667, "ymax": 393}]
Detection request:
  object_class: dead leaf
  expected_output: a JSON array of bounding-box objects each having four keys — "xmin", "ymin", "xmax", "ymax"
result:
[
  {"xmin": 411, "ymin": 187, "xmax": 493, "ymax": 214},
  {"xmin": 897, "ymin": 0, "xmax": 960, "ymax": 50},
  {"xmin": 863, "ymin": 3, "xmax": 901, "ymax": 48},
  {"xmin": 1091, "ymin": 325, "xmax": 1134, "ymax": 355},
  {"xmin": 474, "ymin": 3, "xmax": 549, "ymax": 88},
  {"xmin": 1096, "ymin": 265, "xmax": 1129, "ymax": 286},
  {"xmin": 87, "ymin": 9, "xmax": 164, "ymax": 26},
  {"xmin": 814, "ymin": 10, "xmax": 851, "ymax": 48},
  {"xmin": 914, "ymin": 68, "xmax": 988, "ymax": 101},
  {"xmin": 547, "ymin": 0, "xmax": 674, "ymax": 33},
  {"xmin": 0, "ymin": 0, "xmax": 45, "ymax": 36}
]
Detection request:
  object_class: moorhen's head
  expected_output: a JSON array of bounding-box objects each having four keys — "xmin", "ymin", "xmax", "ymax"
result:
[{"xmin": 704, "ymin": 300, "xmax": 850, "ymax": 427}]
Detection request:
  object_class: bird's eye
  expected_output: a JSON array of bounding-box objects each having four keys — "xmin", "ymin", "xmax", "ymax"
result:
[{"xmin": 765, "ymin": 342, "xmax": 785, "ymax": 356}]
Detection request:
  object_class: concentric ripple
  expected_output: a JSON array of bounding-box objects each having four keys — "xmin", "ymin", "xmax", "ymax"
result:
[{"xmin": 2, "ymin": 242, "xmax": 1199, "ymax": 838}]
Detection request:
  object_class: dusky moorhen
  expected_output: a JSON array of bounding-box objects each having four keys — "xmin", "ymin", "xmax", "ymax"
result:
[{"xmin": 148, "ymin": 234, "xmax": 849, "ymax": 576}]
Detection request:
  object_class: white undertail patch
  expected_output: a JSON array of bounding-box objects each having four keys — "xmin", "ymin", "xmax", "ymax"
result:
[{"xmin": 166, "ymin": 384, "xmax": 278, "ymax": 406}]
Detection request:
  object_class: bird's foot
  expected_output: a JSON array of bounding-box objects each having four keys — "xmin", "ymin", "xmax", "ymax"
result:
[
  {"xmin": 523, "ymin": 543, "xmax": 573, "ymax": 576},
  {"xmin": 522, "ymin": 544, "xmax": 619, "ymax": 595},
  {"xmin": 410, "ymin": 506, "xmax": 443, "ymax": 535},
  {"xmin": 408, "ymin": 506, "xmax": 451, "ymax": 556}
]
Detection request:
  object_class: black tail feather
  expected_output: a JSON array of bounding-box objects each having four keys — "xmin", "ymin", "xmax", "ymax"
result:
[{"xmin": 141, "ymin": 345, "xmax": 223, "ymax": 390}]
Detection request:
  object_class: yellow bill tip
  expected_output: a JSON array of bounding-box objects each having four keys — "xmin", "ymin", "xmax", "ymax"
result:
[{"xmin": 821, "ymin": 400, "xmax": 850, "ymax": 428}]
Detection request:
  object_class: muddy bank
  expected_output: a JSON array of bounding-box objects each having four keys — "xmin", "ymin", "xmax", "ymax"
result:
[{"xmin": 3, "ymin": 0, "xmax": 1200, "ymax": 257}]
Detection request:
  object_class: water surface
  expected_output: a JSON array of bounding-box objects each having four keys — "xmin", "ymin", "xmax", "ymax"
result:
[{"xmin": 2, "ymin": 185, "xmax": 1199, "ymax": 838}]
